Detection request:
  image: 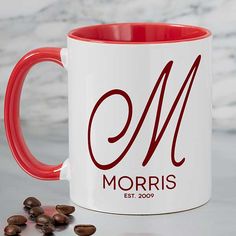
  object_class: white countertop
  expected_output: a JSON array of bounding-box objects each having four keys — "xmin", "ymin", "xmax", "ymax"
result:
[{"xmin": 0, "ymin": 124, "xmax": 235, "ymax": 236}]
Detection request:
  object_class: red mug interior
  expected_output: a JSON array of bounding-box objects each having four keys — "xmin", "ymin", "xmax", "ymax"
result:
[{"xmin": 68, "ymin": 23, "xmax": 211, "ymax": 44}]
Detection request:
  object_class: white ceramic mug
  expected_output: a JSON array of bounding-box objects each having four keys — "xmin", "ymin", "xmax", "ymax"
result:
[{"xmin": 5, "ymin": 23, "xmax": 212, "ymax": 214}]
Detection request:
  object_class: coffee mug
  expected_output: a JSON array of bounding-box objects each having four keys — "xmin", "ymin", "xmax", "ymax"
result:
[{"xmin": 5, "ymin": 23, "xmax": 212, "ymax": 214}]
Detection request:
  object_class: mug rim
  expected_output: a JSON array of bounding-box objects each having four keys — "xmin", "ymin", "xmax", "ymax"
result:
[{"xmin": 68, "ymin": 22, "xmax": 211, "ymax": 44}]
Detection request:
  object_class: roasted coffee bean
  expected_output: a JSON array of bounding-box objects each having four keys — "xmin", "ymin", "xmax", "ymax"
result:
[
  {"xmin": 36, "ymin": 214, "xmax": 53, "ymax": 226},
  {"xmin": 56, "ymin": 205, "xmax": 75, "ymax": 215},
  {"xmin": 39, "ymin": 224, "xmax": 55, "ymax": 234},
  {"xmin": 4, "ymin": 225, "xmax": 21, "ymax": 236},
  {"xmin": 29, "ymin": 206, "xmax": 44, "ymax": 218},
  {"xmin": 7, "ymin": 215, "xmax": 27, "ymax": 225},
  {"xmin": 23, "ymin": 197, "xmax": 41, "ymax": 209},
  {"xmin": 52, "ymin": 213, "xmax": 69, "ymax": 225},
  {"xmin": 74, "ymin": 224, "xmax": 96, "ymax": 236}
]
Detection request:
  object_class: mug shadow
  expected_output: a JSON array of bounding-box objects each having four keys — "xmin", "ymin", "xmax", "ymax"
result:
[{"xmin": 70, "ymin": 203, "xmax": 213, "ymax": 236}]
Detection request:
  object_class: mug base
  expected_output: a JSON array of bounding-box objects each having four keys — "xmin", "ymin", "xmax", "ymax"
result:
[{"xmin": 70, "ymin": 197, "xmax": 211, "ymax": 216}]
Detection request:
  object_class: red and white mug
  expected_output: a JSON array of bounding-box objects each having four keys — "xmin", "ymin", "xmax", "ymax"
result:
[{"xmin": 5, "ymin": 23, "xmax": 212, "ymax": 214}]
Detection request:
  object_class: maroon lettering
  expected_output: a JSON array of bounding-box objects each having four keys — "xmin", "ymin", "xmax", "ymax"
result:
[
  {"xmin": 149, "ymin": 176, "xmax": 159, "ymax": 190},
  {"xmin": 103, "ymin": 175, "xmax": 116, "ymax": 190},
  {"xmin": 136, "ymin": 176, "xmax": 147, "ymax": 191},
  {"xmin": 161, "ymin": 175, "xmax": 165, "ymax": 190},
  {"xmin": 166, "ymin": 174, "xmax": 176, "ymax": 189},
  {"xmin": 118, "ymin": 176, "xmax": 133, "ymax": 191},
  {"xmin": 88, "ymin": 56, "xmax": 201, "ymax": 170}
]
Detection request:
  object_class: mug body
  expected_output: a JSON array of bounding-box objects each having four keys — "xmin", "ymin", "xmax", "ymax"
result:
[{"xmin": 66, "ymin": 23, "xmax": 212, "ymax": 214}]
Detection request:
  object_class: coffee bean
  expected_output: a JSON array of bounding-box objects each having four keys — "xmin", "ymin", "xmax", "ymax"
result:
[
  {"xmin": 4, "ymin": 225, "xmax": 21, "ymax": 236},
  {"xmin": 52, "ymin": 213, "xmax": 69, "ymax": 225},
  {"xmin": 74, "ymin": 225, "xmax": 96, "ymax": 236},
  {"xmin": 29, "ymin": 206, "xmax": 44, "ymax": 218},
  {"xmin": 39, "ymin": 224, "xmax": 55, "ymax": 234},
  {"xmin": 23, "ymin": 197, "xmax": 41, "ymax": 209},
  {"xmin": 56, "ymin": 205, "xmax": 75, "ymax": 215},
  {"xmin": 7, "ymin": 215, "xmax": 27, "ymax": 225},
  {"xmin": 36, "ymin": 214, "xmax": 53, "ymax": 226}
]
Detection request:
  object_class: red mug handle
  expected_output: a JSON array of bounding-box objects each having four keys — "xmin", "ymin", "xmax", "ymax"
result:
[{"xmin": 4, "ymin": 47, "xmax": 66, "ymax": 180}]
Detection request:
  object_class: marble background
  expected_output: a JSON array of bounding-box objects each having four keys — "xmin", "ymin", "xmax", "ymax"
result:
[
  {"xmin": 0, "ymin": 2, "xmax": 236, "ymax": 235},
  {"xmin": 0, "ymin": 0, "xmax": 236, "ymax": 130}
]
